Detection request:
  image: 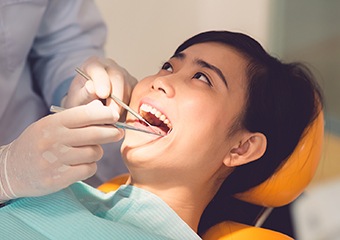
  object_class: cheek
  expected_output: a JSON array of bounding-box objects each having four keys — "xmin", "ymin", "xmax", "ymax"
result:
[
  {"xmin": 131, "ymin": 78, "xmax": 150, "ymax": 96},
  {"xmin": 180, "ymin": 95, "xmax": 227, "ymax": 130},
  {"xmin": 178, "ymin": 100, "xmax": 229, "ymax": 149},
  {"xmin": 177, "ymin": 96, "xmax": 236, "ymax": 154}
]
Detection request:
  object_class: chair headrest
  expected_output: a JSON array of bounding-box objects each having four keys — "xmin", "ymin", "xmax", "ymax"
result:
[
  {"xmin": 203, "ymin": 221, "xmax": 294, "ymax": 240},
  {"xmin": 234, "ymin": 111, "xmax": 324, "ymax": 207}
]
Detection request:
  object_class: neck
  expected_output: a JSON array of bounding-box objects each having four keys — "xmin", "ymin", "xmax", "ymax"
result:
[
  {"xmin": 130, "ymin": 180, "xmax": 214, "ymax": 232},
  {"xmin": 163, "ymin": 188, "xmax": 208, "ymax": 232},
  {"xmin": 126, "ymin": 164, "xmax": 232, "ymax": 232}
]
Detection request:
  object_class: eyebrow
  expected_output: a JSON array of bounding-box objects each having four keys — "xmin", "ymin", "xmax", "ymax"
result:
[{"xmin": 171, "ymin": 52, "xmax": 229, "ymax": 88}]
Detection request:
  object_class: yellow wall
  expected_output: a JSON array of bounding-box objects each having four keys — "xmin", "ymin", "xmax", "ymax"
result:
[{"xmin": 311, "ymin": 132, "xmax": 340, "ymax": 187}]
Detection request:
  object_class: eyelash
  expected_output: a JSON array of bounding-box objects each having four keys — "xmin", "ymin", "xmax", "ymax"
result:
[
  {"xmin": 193, "ymin": 72, "xmax": 212, "ymax": 86},
  {"xmin": 161, "ymin": 62, "xmax": 212, "ymax": 86},
  {"xmin": 161, "ymin": 62, "xmax": 173, "ymax": 72}
]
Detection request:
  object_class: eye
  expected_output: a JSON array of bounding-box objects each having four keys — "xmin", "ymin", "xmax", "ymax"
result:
[
  {"xmin": 161, "ymin": 62, "xmax": 173, "ymax": 73},
  {"xmin": 193, "ymin": 72, "xmax": 212, "ymax": 86}
]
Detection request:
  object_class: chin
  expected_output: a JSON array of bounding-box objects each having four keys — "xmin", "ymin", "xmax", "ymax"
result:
[{"xmin": 122, "ymin": 134, "xmax": 162, "ymax": 164}]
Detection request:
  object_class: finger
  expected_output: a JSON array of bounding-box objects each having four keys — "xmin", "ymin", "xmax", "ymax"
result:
[
  {"xmin": 57, "ymin": 162, "xmax": 98, "ymax": 185},
  {"xmin": 85, "ymin": 61, "xmax": 111, "ymax": 99},
  {"xmin": 64, "ymin": 125, "xmax": 124, "ymax": 146},
  {"xmin": 73, "ymin": 80, "xmax": 97, "ymax": 105},
  {"xmin": 107, "ymin": 65, "xmax": 125, "ymax": 101},
  {"xmin": 59, "ymin": 100, "xmax": 120, "ymax": 128},
  {"xmin": 63, "ymin": 75, "xmax": 97, "ymax": 108},
  {"xmin": 84, "ymin": 80, "xmax": 96, "ymax": 96},
  {"xmin": 58, "ymin": 145, "xmax": 104, "ymax": 165},
  {"xmin": 105, "ymin": 60, "xmax": 128, "ymax": 116},
  {"xmin": 105, "ymin": 98, "xmax": 120, "ymax": 115}
]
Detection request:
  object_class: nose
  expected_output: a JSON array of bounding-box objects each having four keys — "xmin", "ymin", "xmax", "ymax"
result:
[{"xmin": 151, "ymin": 76, "xmax": 175, "ymax": 97}]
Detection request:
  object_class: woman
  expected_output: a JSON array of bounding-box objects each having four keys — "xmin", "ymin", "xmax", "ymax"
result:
[{"xmin": 0, "ymin": 31, "xmax": 322, "ymax": 239}]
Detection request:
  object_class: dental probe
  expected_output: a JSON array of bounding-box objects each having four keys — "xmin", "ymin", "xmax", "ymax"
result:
[
  {"xmin": 74, "ymin": 67, "xmax": 160, "ymax": 135},
  {"xmin": 49, "ymin": 105, "xmax": 165, "ymax": 137}
]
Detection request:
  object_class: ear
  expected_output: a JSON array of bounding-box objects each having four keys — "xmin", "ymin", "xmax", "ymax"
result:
[{"xmin": 223, "ymin": 132, "xmax": 267, "ymax": 167}]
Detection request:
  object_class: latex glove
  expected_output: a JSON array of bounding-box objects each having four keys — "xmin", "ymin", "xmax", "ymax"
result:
[
  {"xmin": 62, "ymin": 56, "xmax": 137, "ymax": 118},
  {"xmin": 0, "ymin": 100, "xmax": 123, "ymax": 201}
]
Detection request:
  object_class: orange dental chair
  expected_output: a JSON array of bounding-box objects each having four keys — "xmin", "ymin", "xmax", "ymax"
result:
[{"xmin": 98, "ymin": 112, "xmax": 324, "ymax": 239}]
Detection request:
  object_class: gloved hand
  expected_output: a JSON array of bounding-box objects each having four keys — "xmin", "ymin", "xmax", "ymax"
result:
[
  {"xmin": 0, "ymin": 100, "xmax": 123, "ymax": 201},
  {"xmin": 62, "ymin": 56, "xmax": 138, "ymax": 118}
]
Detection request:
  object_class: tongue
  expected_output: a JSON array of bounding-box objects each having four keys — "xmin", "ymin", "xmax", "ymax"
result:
[
  {"xmin": 142, "ymin": 112, "xmax": 169, "ymax": 134},
  {"xmin": 143, "ymin": 112, "xmax": 162, "ymax": 127}
]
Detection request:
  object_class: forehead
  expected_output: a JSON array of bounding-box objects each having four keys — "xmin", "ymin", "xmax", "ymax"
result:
[{"xmin": 181, "ymin": 42, "xmax": 247, "ymax": 66}]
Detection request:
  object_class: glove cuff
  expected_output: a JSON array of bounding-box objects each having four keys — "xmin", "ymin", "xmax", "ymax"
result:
[{"xmin": 0, "ymin": 143, "xmax": 18, "ymax": 201}]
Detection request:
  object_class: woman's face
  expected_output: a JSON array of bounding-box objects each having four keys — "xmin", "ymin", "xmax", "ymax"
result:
[{"xmin": 122, "ymin": 42, "xmax": 249, "ymax": 184}]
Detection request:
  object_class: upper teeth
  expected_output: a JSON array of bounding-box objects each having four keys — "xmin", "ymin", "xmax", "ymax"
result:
[{"xmin": 140, "ymin": 103, "xmax": 172, "ymax": 129}]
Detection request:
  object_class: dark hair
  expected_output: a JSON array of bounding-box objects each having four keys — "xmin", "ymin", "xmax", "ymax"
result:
[{"xmin": 174, "ymin": 30, "xmax": 323, "ymax": 233}]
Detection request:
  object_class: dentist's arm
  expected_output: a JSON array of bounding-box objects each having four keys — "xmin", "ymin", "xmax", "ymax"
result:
[{"xmin": 0, "ymin": 100, "xmax": 123, "ymax": 201}]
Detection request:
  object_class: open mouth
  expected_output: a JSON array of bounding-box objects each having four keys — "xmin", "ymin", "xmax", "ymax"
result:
[{"xmin": 139, "ymin": 103, "xmax": 172, "ymax": 135}]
